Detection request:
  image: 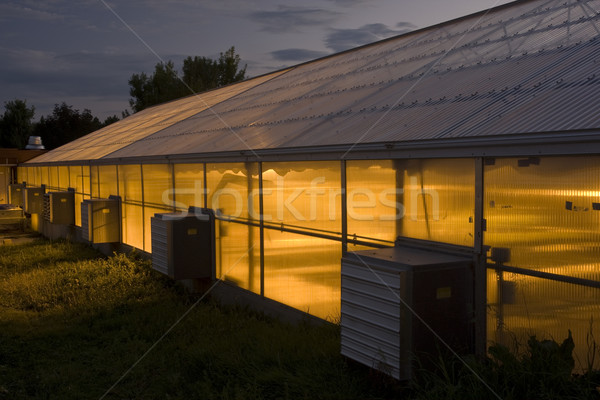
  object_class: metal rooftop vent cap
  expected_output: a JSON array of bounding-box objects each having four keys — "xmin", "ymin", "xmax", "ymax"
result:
[{"xmin": 25, "ymin": 136, "xmax": 45, "ymax": 150}]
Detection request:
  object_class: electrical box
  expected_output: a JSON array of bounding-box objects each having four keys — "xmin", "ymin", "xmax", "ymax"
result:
[
  {"xmin": 341, "ymin": 245, "xmax": 473, "ymax": 380},
  {"xmin": 81, "ymin": 197, "xmax": 121, "ymax": 243},
  {"xmin": 43, "ymin": 191, "xmax": 75, "ymax": 225},
  {"xmin": 8, "ymin": 183, "xmax": 24, "ymax": 207},
  {"xmin": 23, "ymin": 187, "xmax": 45, "ymax": 215},
  {"xmin": 151, "ymin": 208, "xmax": 215, "ymax": 280}
]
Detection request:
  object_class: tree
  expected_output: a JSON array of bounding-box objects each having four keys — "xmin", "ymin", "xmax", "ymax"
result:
[
  {"xmin": 128, "ymin": 46, "xmax": 247, "ymax": 113},
  {"xmin": 34, "ymin": 103, "xmax": 103, "ymax": 149},
  {"xmin": 0, "ymin": 99, "xmax": 35, "ymax": 148}
]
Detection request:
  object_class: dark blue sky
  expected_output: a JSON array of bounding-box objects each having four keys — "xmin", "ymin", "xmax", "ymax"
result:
[{"xmin": 0, "ymin": 0, "xmax": 512, "ymax": 121}]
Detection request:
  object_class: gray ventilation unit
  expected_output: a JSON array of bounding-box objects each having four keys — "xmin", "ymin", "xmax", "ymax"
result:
[
  {"xmin": 8, "ymin": 183, "xmax": 25, "ymax": 207},
  {"xmin": 151, "ymin": 207, "xmax": 215, "ymax": 280},
  {"xmin": 43, "ymin": 191, "xmax": 75, "ymax": 225},
  {"xmin": 341, "ymin": 245, "xmax": 473, "ymax": 380},
  {"xmin": 23, "ymin": 187, "xmax": 44, "ymax": 215},
  {"xmin": 81, "ymin": 196, "xmax": 121, "ymax": 243}
]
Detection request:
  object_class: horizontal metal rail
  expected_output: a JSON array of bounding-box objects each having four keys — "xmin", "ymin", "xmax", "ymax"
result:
[{"xmin": 489, "ymin": 263, "xmax": 600, "ymax": 290}]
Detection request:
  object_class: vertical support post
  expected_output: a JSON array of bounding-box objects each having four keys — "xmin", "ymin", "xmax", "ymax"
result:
[
  {"xmin": 473, "ymin": 157, "xmax": 486, "ymax": 355},
  {"xmin": 203, "ymin": 163, "xmax": 208, "ymax": 208},
  {"xmin": 341, "ymin": 160, "xmax": 348, "ymax": 254},
  {"xmin": 140, "ymin": 164, "xmax": 145, "ymax": 251},
  {"xmin": 169, "ymin": 162, "xmax": 176, "ymax": 212},
  {"xmin": 258, "ymin": 162, "xmax": 265, "ymax": 297}
]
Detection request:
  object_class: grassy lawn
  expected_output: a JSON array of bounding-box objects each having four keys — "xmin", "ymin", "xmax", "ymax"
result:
[
  {"xmin": 0, "ymin": 238, "xmax": 398, "ymax": 400},
  {"xmin": 1, "ymin": 237, "xmax": 598, "ymax": 400}
]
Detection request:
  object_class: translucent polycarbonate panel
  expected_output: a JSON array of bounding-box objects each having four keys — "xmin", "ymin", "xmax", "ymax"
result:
[
  {"xmin": 122, "ymin": 204, "xmax": 144, "ymax": 250},
  {"xmin": 118, "ymin": 165, "xmax": 142, "ymax": 203},
  {"xmin": 82, "ymin": 166, "xmax": 91, "ymax": 198},
  {"xmin": 69, "ymin": 166, "xmax": 85, "ymax": 226},
  {"xmin": 142, "ymin": 164, "xmax": 173, "ymax": 210},
  {"xmin": 264, "ymin": 230, "xmax": 341, "ymax": 320},
  {"xmin": 346, "ymin": 160, "xmax": 397, "ymax": 246},
  {"xmin": 262, "ymin": 161, "xmax": 341, "ymax": 235},
  {"xmin": 206, "ymin": 163, "xmax": 259, "ymax": 221},
  {"xmin": 17, "ymin": 167, "xmax": 26, "ymax": 184},
  {"xmin": 399, "ymin": 158, "xmax": 475, "ymax": 247},
  {"xmin": 173, "ymin": 163, "xmax": 205, "ymax": 211},
  {"xmin": 98, "ymin": 165, "xmax": 118, "ymax": 199},
  {"xmin": 215, "ymin": 221, "xmax": 260, "ymax": 293},
  {"xmin": 90, "ymin": 166, "xmax": 99, "ymax": 198},
  {"xmin": 485, "ymin": 156, "xmax": 600, "ymax": 282},
  {"xmin": 487, "ymin": 269, "xmax": 600, "ymax": 371},
  {"xmin": 47, "ymin": 166, "xmax": 58, "ymax": 191},
  {"xmin": 32, "ymin": 167, "xmax": 42, "ymax": 187},
  {"xmin": 58, "ymin": 166, "xmax": 69, "ymax": 190}
]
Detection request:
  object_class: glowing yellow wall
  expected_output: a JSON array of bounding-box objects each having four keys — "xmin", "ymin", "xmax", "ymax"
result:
[
  {"xmin": 173, "ymin": 163, "xmax": 205, "ymax": 210},
  {"xmin": 118, "ymin": 164, "xmax": 144, "ymax": 250}
]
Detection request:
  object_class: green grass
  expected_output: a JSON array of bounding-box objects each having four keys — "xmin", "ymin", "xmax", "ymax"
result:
[
  {"xmin": 0, "ymin": 238, "xmax": 396, "ymax": 400},
  {"xmin": 1, "ymin": 238, "xmax": 598, "ymax": 400}
]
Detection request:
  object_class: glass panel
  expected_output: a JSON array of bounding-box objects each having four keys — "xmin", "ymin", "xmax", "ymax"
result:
[
  {"xmin": 173, "ymin": 163, "xmax": 205, "ymax": 211},
  {"xmin": 485, "ymin": 156, "xmax": 600, "ymax": 281},
  {"xmin": 487, "ymin": 269, "xmax": 600, "ymax": 372},
  {"xmin": 122, "ymin": 204, "xmax": 144, "ymax": 250},
  {"xmin": 58, "ymin": 166, "xmax": 69, "ymax": 190},
  {"xmin": 98, "ymin": 165, "xmax": 118, "ymax": 199},
  {"xmin": 264, "ymin": 230, "xmax": 341, "ymax": 320},
  {"xmin": 216, "ymin": 221, "xmax": 260, "ymax": 294},
  {"xmin": 399, "ymin": 158, "xmax": 475, "ymax": 247},
  {"xmin": 262, "ymin": 161, "xmax": 341, "ymax": 235},
  {"xmin": 346, "ymin": 160, "xmax": 397, "ymax": 246},
  {"xmin": 206, "ymin": 163, "xmax": 258, "ymax": 221}
]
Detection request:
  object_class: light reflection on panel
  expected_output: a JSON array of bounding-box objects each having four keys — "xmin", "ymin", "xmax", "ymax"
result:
[
  {"xmin": 487, "ymin": 269, "xmax": 600, "ymax": 371},
  {"xmin": 216, "ymin": 222, "xmax": 260, "ymax": 294},
  {"xmin": 173, "ymin": 163, "xmax": 205, "ymax": 211},
  {"xmin": 346, "ymin": 160, "xmax": 397, "ymax": 246},
  {"xmin": 484, "ymin": 156, "xmax": 600, "ymax": 282},
  {"xmin": 264, "ymin": 230, "xmax": 341, "ymax": 321},
  {"xmin": 399, "ymin": 158, "xmax": 475, "ymax": 247},
  {"xmin": 262, "ymin": 161, "xmax": 341, "ymax": 235}
]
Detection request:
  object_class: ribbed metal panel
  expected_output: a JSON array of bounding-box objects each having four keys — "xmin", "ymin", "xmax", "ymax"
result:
[
  {"xmin": 81, "ymin": 200, "xmax": 90, "ymax": 241},
  {"xmin": 341, "ymin": 246, "xmax": 473, "ymax": 380},
  {"xmin": 151, "ymin": 216, "xmax": 169, "ymax": 276}
]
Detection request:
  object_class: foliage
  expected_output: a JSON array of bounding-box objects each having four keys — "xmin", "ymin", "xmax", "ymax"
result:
[
  {"xmin": 411, "ymin": 332, "xmax": 600, "ymax": 400},
  {"xmin": 0, "ymin": 99, "xmax": 35, "ymax": 148},
  {"xmin": 128, "ymin": 46, "xmax": 247, "ymax": 112},
  {"xmin": 33, "ymin": 102, "xmax": 103, "ymax": 149}
]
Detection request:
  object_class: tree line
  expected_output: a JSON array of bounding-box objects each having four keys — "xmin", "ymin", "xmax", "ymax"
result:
[{"xmin": 0, "ymin": 46, "xmax": 246, "ymax": 150}]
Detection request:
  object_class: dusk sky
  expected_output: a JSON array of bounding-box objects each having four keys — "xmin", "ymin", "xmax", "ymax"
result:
[{"xmin": 1, "ymin": 0, "xmax": 513, "ymax": 121}]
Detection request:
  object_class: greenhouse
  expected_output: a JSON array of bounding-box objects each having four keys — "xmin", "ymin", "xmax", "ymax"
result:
[{"xmin": 12, "ymin": 0, "xmax": 600, "ymax": 370}]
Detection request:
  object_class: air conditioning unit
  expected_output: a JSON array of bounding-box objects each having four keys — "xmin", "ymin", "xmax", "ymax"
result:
[
  {"xmin": 23, "ymin": 187, "xmax": 45, "ymax": 215},
  {"xmin": 341, "ymin": 245, "xmax": 473, "ymax": 380},
  {"xmin": 81, "ymin": 196, "xmax": 121, "ymax": 243},
  {"xmin": 43, "ymin": 191, "xmax": 75, "ymax": 225},
  {"xmin": 8, "ymin": 183, "xmax": 25, "ymax": 207},
  {"xmin": 151, "ymin": 207, "xmax": 215, "ymax": 280}
]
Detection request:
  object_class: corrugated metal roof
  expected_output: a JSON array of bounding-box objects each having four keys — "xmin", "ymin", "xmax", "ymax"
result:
[{"xmin": 30, "ymin": 0, "xmax": 600, "ymax": 164}]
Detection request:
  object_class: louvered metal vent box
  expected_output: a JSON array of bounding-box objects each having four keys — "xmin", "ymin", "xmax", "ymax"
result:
[
  {"xmin": 23, "ymin": 187, "xmax": 44, "ymax": 215},
  {"xmin": 43, "ymin": 191, "xmax": 75, "ymax": 225},
  {"xmin": 341, "ymin": 245, "xmax": 473, "ymax": 380},
  {"xmin": 8, "ymin": 183, "xmax": 24, "ymax": 207},
  {"xmin": 81, "ymin": 197, "xmax": 121, "ymax": 243},
  {"xmin": 151, "ymin": 208, "xmax": 215, "ymax": 280}
]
